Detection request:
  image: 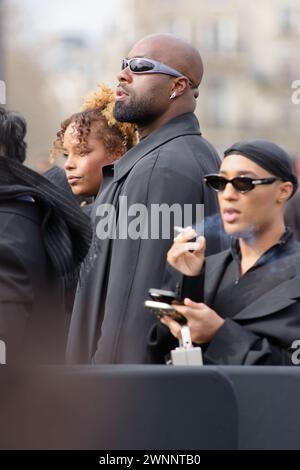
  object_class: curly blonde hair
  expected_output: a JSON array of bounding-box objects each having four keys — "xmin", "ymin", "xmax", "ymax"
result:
[{"xmin": 51, "ymin": 84, "xmax": 138, "ymax": 162}]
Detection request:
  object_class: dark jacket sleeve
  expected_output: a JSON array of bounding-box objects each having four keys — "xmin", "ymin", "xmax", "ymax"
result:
[
  {"xmin": 0, "ymin": 239, "xmax": 33, "ymax": 353},
  {"xmin": 142, "ymin": 144, "xmax": 209, "ymax": 362}
]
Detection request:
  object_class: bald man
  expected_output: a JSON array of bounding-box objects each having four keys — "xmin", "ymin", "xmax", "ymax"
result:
[{"xmin": 67, "ymin": 34, "xmax": 225, "ymax": 364}]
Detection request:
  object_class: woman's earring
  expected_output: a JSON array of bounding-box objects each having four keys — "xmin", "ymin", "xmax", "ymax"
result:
[{"xmin": 170, "ymin": 92, "xmax": 176, "ymax": 100}]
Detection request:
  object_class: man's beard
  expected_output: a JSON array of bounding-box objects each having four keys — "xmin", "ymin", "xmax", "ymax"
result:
[{"xmin": 113, "ymin": 94, "xmax": 160, "ymax": 125}]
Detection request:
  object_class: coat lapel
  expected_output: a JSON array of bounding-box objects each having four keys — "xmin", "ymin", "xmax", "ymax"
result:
[
  {"xmin": 205, "ymin": 242, "xmax": 300, "ymax": 322},
  {"xmin": 113, "ymin": 113, "xmax": 201, "ymax": 183},
  {"xmin": 204, "ymin": 250, "xmax": 232, "ymax": 305},
  {"xmin": 233, "ymin": 274, "xmax": 300, "ymax": 321}
]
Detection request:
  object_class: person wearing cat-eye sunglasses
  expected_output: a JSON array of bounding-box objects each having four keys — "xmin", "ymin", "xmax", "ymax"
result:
[
  {"xmin": 204, "ymin": 174, "xmax": 283, "ymax": 193},
  {"xmin": 164, "ymin": 140, "xmax": 300, "ymax": 365}
]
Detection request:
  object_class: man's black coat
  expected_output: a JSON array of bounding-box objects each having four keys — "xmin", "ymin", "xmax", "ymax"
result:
[{"xmin": 67, "ymin": 112, "xmax": 225, "ymax": 364}]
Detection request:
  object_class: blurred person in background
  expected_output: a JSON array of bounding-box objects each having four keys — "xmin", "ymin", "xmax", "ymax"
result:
[{"xmin": 0, "ymin": 106, "xmax": 91, "ymax": 364}]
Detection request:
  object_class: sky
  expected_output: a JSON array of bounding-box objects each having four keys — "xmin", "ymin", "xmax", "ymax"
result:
[{"xmin": 12, "ymin": 0, "xmax": 119, "ymax": 40}]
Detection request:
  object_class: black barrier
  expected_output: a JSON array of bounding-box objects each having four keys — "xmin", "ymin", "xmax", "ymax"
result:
[
  {"xmin": 220, "ymin": 366, "xmax": 300, "ymax": 450},
  {"xmin": 0, "ymin": 366, "xmax": 238, "ymax": 450},
  {"xmin": 2, "ymin": 365, "xmax": 300, "ymax": 451}
]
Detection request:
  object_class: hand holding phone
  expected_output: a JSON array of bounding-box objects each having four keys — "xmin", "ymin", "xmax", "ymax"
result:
[
  {"xmin": 144, "ymin": 300, "xmax": 187, "ymax": 325},
  {"xmin": 145, "ymin": 288, "xmax": 187, "ymax": 325}
]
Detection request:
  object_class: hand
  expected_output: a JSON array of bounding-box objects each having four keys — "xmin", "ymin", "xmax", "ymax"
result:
[
  {"xmin": 160, "ymin": 298, "xmax": 224, "ymax": 344},
  {"xmin": 167, "ymin": 228, "xmax": 206, "ymax": 276}
]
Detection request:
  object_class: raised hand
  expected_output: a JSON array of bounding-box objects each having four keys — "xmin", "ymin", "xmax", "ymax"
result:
[{"xmin": 167, "ymin": 227, "xmax": 206, "ymax": 276}]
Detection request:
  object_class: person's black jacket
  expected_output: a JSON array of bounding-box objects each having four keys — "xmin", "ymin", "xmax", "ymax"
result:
[
  {"xmin": 149, "ymin": 236, "xmax": 300, "ymax": 365},
  {"xmin": 0, "ymin": 158, "xmax": 91, "ymax": 364},
  {"xmin": 67, "ymin": 112, "xmax": 225, "ymax": 364}
]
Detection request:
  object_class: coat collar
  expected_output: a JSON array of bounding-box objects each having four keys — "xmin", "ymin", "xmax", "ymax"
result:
[
  {"xmin": 204, "ymin": 246, "xmax": 300, "ymax": 321},
  {"xmin": 113, "ymin": 112, "xmax": 201, "ymax": 182},
  {"xmin": 204, "ymin": 250, "xmax": 231, "ymax": 306},
  {"xmin": 233, "ymin": 273, "xmax": 300, "ymax": 320}
]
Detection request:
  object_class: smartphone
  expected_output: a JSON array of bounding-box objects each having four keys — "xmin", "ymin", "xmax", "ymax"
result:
[
  {"xmin": 148, "ymin": 288, "xmax": 179, "ymax": 304},
  {"xmin": 144, "ymin": 299, "xmax": 187, "ymax": 325}
]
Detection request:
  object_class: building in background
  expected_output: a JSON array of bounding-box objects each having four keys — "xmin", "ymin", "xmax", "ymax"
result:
[
  {"xmin": 100, "ymin": 0, "xmax": 300, "ymax": 156},
  {"xmin": 2, "ymin": 0, "xmax": 300, "ymax": 167},
  {"xmin": 3, "ymin": 0, "xmax": 105, "ymax": 168}
]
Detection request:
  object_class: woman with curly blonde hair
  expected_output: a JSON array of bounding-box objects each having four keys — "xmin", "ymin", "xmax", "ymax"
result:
[{"xmin": 51, "ymin": 84, "xmax": 138, "ymax": 197}]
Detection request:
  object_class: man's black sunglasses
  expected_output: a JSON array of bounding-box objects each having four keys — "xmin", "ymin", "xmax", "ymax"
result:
[
  {"xmin": 204, "ymin": 174, "xmax": 282, "ymax": 193},
  {"xmin": 121, "ymin": 57, "xmax": 195, "ymax": 87}
]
